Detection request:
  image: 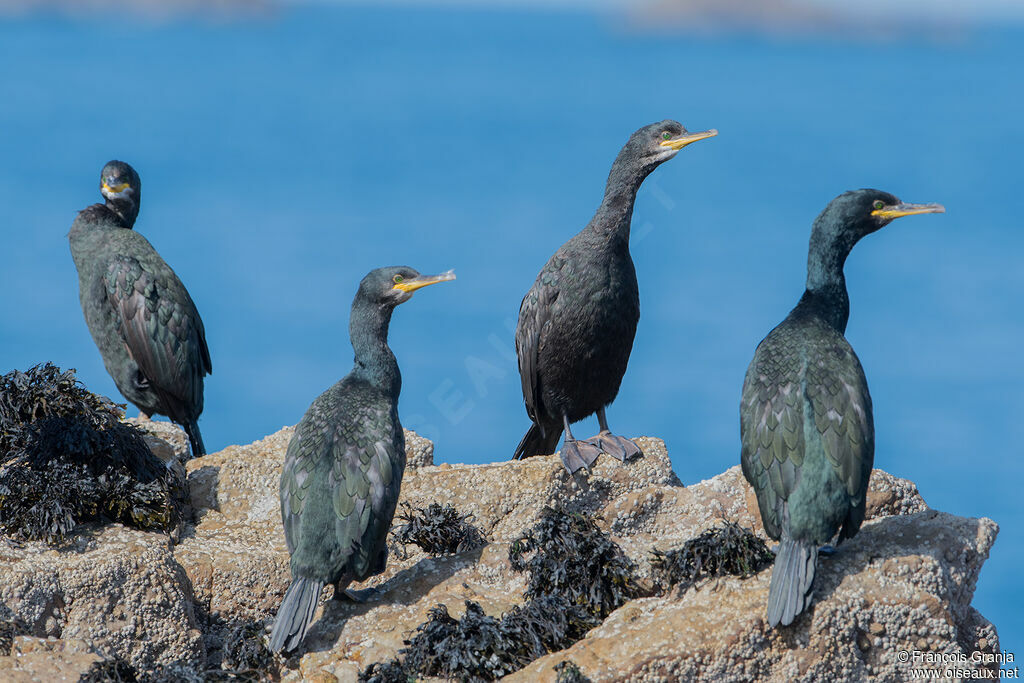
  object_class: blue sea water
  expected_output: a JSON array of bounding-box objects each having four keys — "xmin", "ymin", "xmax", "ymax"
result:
[{"xmin": 0, "ymin": 4, "xmax": 1020, "ymax": 655}]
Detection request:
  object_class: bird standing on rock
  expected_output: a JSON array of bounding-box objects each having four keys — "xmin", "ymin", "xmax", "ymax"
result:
[
  {"xmin": 513, "ymin": 120, "xmax": 717, "ymax": 473},
  {"xmin": 69, "ymin": 161, "xmax": 212, "ymax": 457},
  {"xmin": 269, "ymin": 266, "xmax": 455, "ymax": 653},
  {"xmin": 740, "ymin": 189, "xmax": 945, "ymax": 627}
]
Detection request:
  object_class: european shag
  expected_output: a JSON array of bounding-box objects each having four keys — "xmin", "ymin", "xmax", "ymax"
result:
[
  {"xmin": 740, "ymin": 189, "xmax": 944, "ymax": 627},
  {"xmin": 269, "ymin": 266, "xmax": 455, "ymax": 653},
  {"xmin": 513, "ymin": 120, "xmax": 717, "ymax": 473},
  {"xmin": 69, "ymin": 161, "xmax": 212, "ymax": 457}
]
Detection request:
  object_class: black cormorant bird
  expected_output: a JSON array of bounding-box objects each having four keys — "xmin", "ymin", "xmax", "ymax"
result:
[
  {"xmin": 269, "ymin": 266, "xmax": 455, "ymax": 653},
  {"xmin": 740, "ymin": 189, "xmax": 944, "ymax": 627},
  {"xmin": 513, "ymin": 120, "xmax": 717, "ymax": 473},
  {"xmin": 69, "ymin": 161, "xmax": 212, "ymax": 457}
]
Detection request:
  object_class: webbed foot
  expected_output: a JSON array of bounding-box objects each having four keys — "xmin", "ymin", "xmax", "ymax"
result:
[
  {"xmin": 337, "ymin": 586, "xmax": 380, "ymax": 603},
  {"xmin": 558, "ymin": 439, "xmax": 602, "ymax": 474},
  {"xmin": 585, "ymin": 431, "xmax": 642, "ymax": 462}
]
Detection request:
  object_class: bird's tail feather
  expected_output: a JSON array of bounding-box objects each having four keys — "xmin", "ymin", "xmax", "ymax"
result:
[
  {"xmin": 513, "ymin": 421, "xmax": 561, "ymax": 460},
  {"xmin": 184, "ymin": 420, "xmax": 206, "ymax": 458},
  {"xmin": 269, "ymin": 577, "xmax": 325, "ymax": 653},
  {"xmin": 766, "ymin": 535, "xmax": 816, "ymax": 627}
]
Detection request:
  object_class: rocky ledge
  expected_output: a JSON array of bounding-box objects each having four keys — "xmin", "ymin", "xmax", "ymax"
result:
[{"xmin": 0, "ymin": 421, "xmax": 1000, "ymax": 682}]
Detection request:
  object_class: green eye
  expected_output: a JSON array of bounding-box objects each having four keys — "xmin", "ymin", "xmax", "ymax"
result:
[
  {"xmin": 393, "ymin": 274, "xmax": 404, "ymax": 284},
  {"xmin": 873, "ymin": 200, "xmax": 885, "ymax": 210},
  {"xmin": 662, "ymin": 132, "xmax": 671, "ymax": 140}
]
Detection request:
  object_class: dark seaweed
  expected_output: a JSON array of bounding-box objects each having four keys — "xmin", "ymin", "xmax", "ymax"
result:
[
  {"xmin": 392, "ymin": 502, "xmax": 486, "ymax": 557},
  {"xmin": 554, "ymin": 660, "xmax": 592, "ymax": 683},
  {"xmin": 401, "ymin": 597, "xmax": 600, "ymax": 682},
  {"xmin": 79, "ymin": 659, "xmax": 138, "ymax": 682},
  {"xmin": 509, "ymin": 505, "xmax": 639, "ymax": 618},
  {"xmin": 360, "ymin": 506, "xmax": 635, "ymax": 682},
  {"xmin": 0, "ymin": 613, "xmax": 29, "ymax": 657},
  {"xmin": 0, "ymin": 363, "xmax": 185, "ymax": 544},
  {"xmin": 358, "ymin": 659, "xmax": 414, "ymax": 683},
  {"xmin": 650, "ymin": 521, "xmax": 774, "ymax": 595},
  {"xmin": 217, "ymin": 619, "xmax": 277, "ymax": 680}
]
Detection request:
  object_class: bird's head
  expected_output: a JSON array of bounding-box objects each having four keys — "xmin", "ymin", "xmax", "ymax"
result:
[
  {"xmin": 624, "ymin": 120, "xmax": 718, "ymax": 169},
  {"xmin": 604, "ymin": 121, "xmax": 717, "ymax": 191},
  {"xmin": 358, "ymin": 266, "xmax": 457, "ymax": 308},
  {"xmin": 819, "ymin": 188, "xmax": 945, "ymax": 242},
  {"xmin": 99, "ymin": 160, "xmax": 142, "ymax": 227}
]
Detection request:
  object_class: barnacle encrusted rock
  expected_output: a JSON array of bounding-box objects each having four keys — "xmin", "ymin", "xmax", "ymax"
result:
[
  {"xmin": 508, "ymin": 511, "xmax": 999, "ymax": 682},
  {"xmin": 0, "ymin": 525, "xmax": 204, "ymax": 675},
  {"xmin": 404, "ymin": 429, "xmax": 435, "ymax": 469},
  {"xmin": 0, "ymin": 636, "xmax": 103, "ymax": 682},
  {"xmin": 0, "ymin": 421, "xmax": 999, "ymax": 681}
]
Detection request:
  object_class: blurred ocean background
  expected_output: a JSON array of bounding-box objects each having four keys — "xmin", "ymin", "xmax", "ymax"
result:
[{"xmin": 0, "ymin": 0, "xmax": 1020, "ymax": 655}]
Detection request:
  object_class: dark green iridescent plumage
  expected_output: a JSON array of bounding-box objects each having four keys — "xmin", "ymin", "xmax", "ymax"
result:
[
  {"xmin": 280, "ymin": 379, "xmax": 403, "ymax": 585},
  {"xmin": 270, "ymin": 266, "xmax": 452, "ymax": 653},
  {"xmin": 68, "ymin": 161, "xmax": 211, "ymax": 456},
  {"xmin": 741, "ymin": 312, "xmax": 874, "ymax": 546},
  {"xmin": 741, "ymin": 188, "xmax": 941, "ymax": 627}
]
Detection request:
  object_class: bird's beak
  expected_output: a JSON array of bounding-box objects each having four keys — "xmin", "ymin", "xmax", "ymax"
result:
[
  {"xmin": 393, "ymin": 270, "xmax": 457, "ymax": 293},
  {"xmin": 101, "ymin": 182, "xmax": 131, "ymax": 195},
  {"xmin": 659, "ymin": 129, "xmax": 719, "ymax": 151},
  {"xmin": 871, "ymin": 202, "xmax": 946, "ymax": 220}
]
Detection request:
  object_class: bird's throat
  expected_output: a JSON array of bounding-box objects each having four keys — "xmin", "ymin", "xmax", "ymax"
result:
[
  {"xmin": 804, "ymin": 228, "xmax": 854, "ymax": 332},
  {"xmin": 349, "ymin": 300, "xmax": 401, "ymax": 394},
  {"xmin": 106, "ymin": 197, "xmax": 139, "ymax": 229}
]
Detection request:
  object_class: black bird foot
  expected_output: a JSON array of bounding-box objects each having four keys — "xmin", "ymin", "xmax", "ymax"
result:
[
  {"xmin": 818, "ymin": 545, "xmax": 837, "ymax": 556},
  {"xmin": 585, "ymin": 431, "xmax": 642, "ymax": 462},
  {"xmin": 558, "ymin": 439, "xmax": 602, "ymax": 474},
  {"xmin": 333, "ymin": 586, "xmax": 379, "ymax": 603}
]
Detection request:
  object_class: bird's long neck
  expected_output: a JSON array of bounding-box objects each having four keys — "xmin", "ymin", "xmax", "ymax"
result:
[
  {"xmin": 106, "ymin": 197, "xmax": 139, "ymax": 229},
  {"xmin": 588, "ymin": 155, "xmax": 648, "ymax": 244},
  {"xmin": 799, "ymin": 222, "xmax": 855, "ymax": 333},
  {"xmin": 349, "ymin": 299, "xmax": 401, "ymax": 396}
]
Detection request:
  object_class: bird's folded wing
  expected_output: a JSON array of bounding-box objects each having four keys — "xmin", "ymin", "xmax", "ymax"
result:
[
  {"xmin": 329, "ymin": 406, "xmax": 398, "ymax": 568},
  {"xmin": 804, "ymin": 341, "xmax": 874, "ymax": 531},
  {"xmin": 741, "ymin": 334, "xmax": 874, "ymax": 539},
  {"xmin": 741, "ymin": 354, "xmax": 805, "ymax": 539},
  {"xmin": 103, "ymin": 254, "xmax": 211, "ymax": 409},
  {"xmin": 280, "ymin": 422, "xmax": 325, "ymax": 555},
  {"xmin": 515, "ymin": 262, "xmax": 561, "ymax": 424}
]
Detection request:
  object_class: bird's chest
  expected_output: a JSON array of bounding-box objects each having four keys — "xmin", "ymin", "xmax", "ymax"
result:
[{"xmin": 557, "ymin": 254, "xmax": 638, "ymax": 334}]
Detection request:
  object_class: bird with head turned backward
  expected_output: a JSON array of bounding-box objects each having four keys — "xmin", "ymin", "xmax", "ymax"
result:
[
  {"xmin": 513, "ymin": 120, "xmax": 717, "ymax": 474},
  {"xmin": 69, "ymin": 161, "xmax": 212, "ymax": 457},
  {"xmin": 740, "ymin": 189, "xmax": 945, "ymax": 627},
  {"xmin": 269, "ymin": 266, "xmax": 455, "ymax": 654}
]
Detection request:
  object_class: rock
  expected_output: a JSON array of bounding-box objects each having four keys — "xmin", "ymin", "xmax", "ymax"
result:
[
  {"xmin": 0, "ymin": 526, "xmax": 204, "ymax": 673},
  {"xmin": 0, "ymin": 425, "xmax": 1000, "ymax": 681},
  {"xmin": 125, "ymin": 416, "xmax": 190, "ymax": 463},
  {"xmin": 399, "ymin": 436, "xmax": 680, "ymax": 542},
  {"xmin": 176, "ymin": 427, "xmax": 294, "ymax": 632},
  {"xmin": 507, "ymin": 511, "xmax": 998, "ymax": 682},
  {"xmin": 0, "ymin": 636, "xmax": 102, "ymax": 682},
  {"xmin": 404, "ymin": 429, "xmax": 434, "ymax": 468}
]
